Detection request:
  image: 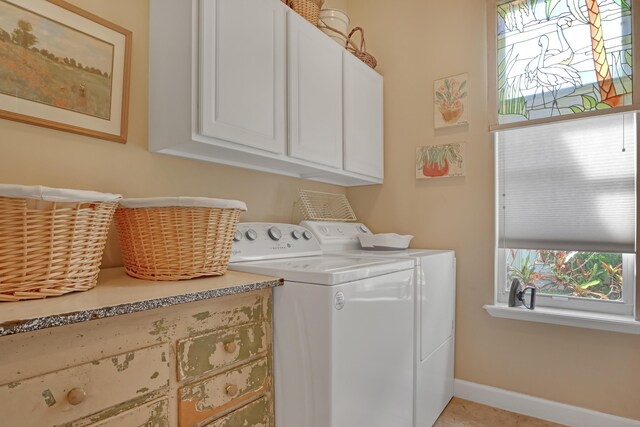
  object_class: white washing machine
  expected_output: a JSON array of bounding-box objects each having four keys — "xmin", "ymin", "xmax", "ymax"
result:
[
  {"xmin": 301, "ymin": 221, "xmax": 456, "ymax": 427},
  {"xmin": 229, "ymin": 223, "xmax": 416, "ymax": 427}
]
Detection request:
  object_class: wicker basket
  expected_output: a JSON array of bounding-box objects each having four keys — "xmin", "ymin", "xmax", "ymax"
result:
[
  {"xmin": 115, "ymin": 197, "xmax": 247, "ymax": 281},
  {"xmin": 0, "ymin": 185, "xmax": 122, "ymax": 302},
  {"xmin": 346, "ymin": 27, "xmax": 377, "ymax": 69},
  {"xmin": 285, "ymin": 0, "xmax": 324, "ymax": 25}
]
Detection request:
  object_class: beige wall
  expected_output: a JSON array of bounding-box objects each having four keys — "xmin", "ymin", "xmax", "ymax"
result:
[
  {"xmin": 0, "ymin": 0, "xmax": 344, "ymax": 268},
  {"xmin": 346, "ymin": 0, "xmax": 640, "ymax": 421},
  {"xmin": 323, "ymin": 0, "xmax": 348, "ymax": 12}
]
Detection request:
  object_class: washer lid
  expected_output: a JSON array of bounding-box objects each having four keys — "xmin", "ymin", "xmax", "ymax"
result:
[{"xmin": 229, "ymin": 255, "xmax": 414, "ymax": 285}]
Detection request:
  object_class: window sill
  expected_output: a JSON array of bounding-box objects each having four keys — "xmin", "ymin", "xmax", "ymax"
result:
[{"xmin": 484, "ymin": 304, "xmax": 640, "ymax": 335}]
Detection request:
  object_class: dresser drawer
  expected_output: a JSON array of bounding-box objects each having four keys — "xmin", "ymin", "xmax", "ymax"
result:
[
  {"xmin": 0, "ymin": 344, "xmax": 169, "ymax": 427},
  {"xmin": 177, "ymin": 322, "xmax": 267, "ymax": 381},
  {"xmin": 205, "ymin": 396, "xmax": 272, "ymax": 427},
  {"xmin": 178, "ymin": 357, "xmax": 269, "ymax": 426},
  {"xmin": 83, "ymin": 397, "xmax": 169, "ymax": 427}
]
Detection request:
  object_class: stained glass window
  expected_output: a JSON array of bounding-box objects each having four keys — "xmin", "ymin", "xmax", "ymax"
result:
[{"xmin": 497, "ymin": 0, "xmax": 633, "ymax": 124}]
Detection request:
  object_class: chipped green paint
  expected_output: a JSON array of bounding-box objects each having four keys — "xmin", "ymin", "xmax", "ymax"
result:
[
  {"xmin": 150, "ymin": 371, "xmax": 160, "ymax": 379},
  {"xmin": 192, "ymin": 311, "xmax": 211, "ymax": 321},
  {"xmin": 136, "ymin": 387, "xmax": 150, "ymax": 394},
  {"xmin": 224, "ymin": 297, "xmax": 263, "ymax": 326},
  {"xmin": 146, "ymin": 398, "xmax": 170, "ymax": 427},
  {"xmin": 177, "ymin": 323, "xmax": 266, "ymax": 379},
  {"xmin": 208, "ymin": 397, "xmax": 270, "ymax": 427},
  {"xmin": 58, "ymin": 389, "xmax": 168, "ymax": 427},
  {"xmin": 111, "ymin": 352, "xmax": 135, "ymax": 372},
  {"xmin": 161, "ymin": 351, "xmax": 167, "ymax": 362},
  {"xmin": 91, "ymin": 360, "xmax": 100, "ymax": 366},
  {"xmin": 42, "ymin": 389, "xmax": 56, "ymax": 407},
  {"xmin": 7, "ymin": 381, "xmax": 20, "ymax": 389},
  {"xmin": 180, "ymin": 358, "xmax": 268, "ymax": 411},
  {"xmin": 149, "ymin": 318, "xmax": 171, "ymax": 342}
]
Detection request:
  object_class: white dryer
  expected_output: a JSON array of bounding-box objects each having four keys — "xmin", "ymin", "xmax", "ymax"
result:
[
  {"xmin": 229, "ymin": 223, "xmax": 415, "ymax": 427},
  {"xmin": 301, "ymin": 221, "xmax": 456, "ymax": 427}
]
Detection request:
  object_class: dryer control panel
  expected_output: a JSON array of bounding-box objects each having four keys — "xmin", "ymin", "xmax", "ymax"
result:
[
  {"xmin": 300, "ymin": 221, "xmax": 373, "ymax": 251},
  {"xmin": 230, "ymin": 223, "xmax": 322, "ymax": 262}
]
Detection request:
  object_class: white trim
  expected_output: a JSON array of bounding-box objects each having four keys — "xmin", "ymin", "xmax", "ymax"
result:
[
  {"xmin": 484, "ymin": 303, "xmax": 640, "ymax": 334},
  {"xmin": 454, "ymin": 379, "xmax": 640, "ymax": 427}
]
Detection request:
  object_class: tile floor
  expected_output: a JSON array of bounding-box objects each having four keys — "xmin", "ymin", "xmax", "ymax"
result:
[{"xmin": 434, "ymin": 398, "xmax": 566, "ymax": 426}]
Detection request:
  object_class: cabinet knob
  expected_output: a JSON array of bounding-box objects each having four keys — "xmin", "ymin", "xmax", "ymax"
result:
[
  {"xmin": 225, "ymin": 383, "xmax": 238, "ymax": 396},
  {"xmin": 224, "ymin": 341, "xmax": 237, "ymax": 353},
  {"xmin": 67, "ymin": 387, "xmax": 86, "ymax": 405}
]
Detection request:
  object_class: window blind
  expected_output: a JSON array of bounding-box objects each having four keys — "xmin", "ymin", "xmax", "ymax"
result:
[{"xmin": 497, "ymin": 113, "xmax": 636, "ymax": 253}]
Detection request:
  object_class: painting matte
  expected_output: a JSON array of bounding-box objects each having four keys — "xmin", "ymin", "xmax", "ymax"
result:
[
  {"xmin": 0, "ymin": 0, "xmax": 114, "ymax": 120},
  {"xmin": 416, "ymin": 143, "xmax": 466, "ymax": 179}
]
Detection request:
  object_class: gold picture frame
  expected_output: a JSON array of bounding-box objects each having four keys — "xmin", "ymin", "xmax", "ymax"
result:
[{"xmin": 0, "ymin": 0, "xmax": 132, "ymax": 142}]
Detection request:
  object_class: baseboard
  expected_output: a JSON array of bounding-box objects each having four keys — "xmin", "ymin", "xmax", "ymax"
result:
[{"xmin": 454, "ymin": 379, "xmax": 640, "ymax": 427}]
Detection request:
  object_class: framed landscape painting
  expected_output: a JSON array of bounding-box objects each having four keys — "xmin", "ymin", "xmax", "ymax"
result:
[{"xmin": 0, "ymin": 0, "xmax": 131, "ymax": 142}]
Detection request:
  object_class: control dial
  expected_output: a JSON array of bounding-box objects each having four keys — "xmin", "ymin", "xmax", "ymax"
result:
[
  {"xmin": 359, "ymin": 225, "xmax": 369, "ymax": 233},
  {"xmin": 233, "ymin": 231, "xmax": 243, "ymax": 242},
  {"xmin": 268, "ymin": 227, "xmax": 282, "ymax": 241},
  {"xmin": 245, "ymin": 229, "xmax": 258, "ymax": 241},
  {"xmin": 302, "ymin": 231, "xmax": 313, "ymax": 240},
  {"xmin": 291, "ymin": 230, "xmax": 302, "ymax": 240}
]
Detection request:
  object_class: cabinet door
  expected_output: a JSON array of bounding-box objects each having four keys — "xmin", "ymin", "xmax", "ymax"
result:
[
  {"xmin": 199, "ymin": 0, "xmax": 286, "ymax": 154},
  {"xmin": 343, "ymin": 52, "xmax": 384, "ymax": 179},
  {"xmin": 287, "ymin": 11, "xmax": 343, "ymax": 168}
]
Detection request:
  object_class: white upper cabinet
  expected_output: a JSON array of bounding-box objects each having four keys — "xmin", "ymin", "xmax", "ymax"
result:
[
  {"xmin": 149, "ymin": 0, "xmax": 383, "ymax": 186},
  {"xmin": 287, "ymin": 11, "xmax": 343, "ymax": 169},
  {"xmin": 199, "ymin": 0, "xmax": 286, "ymax": 153},
  {"xmin": 343, "ymin": 51, "xmax": 384, "ymax": 180}
]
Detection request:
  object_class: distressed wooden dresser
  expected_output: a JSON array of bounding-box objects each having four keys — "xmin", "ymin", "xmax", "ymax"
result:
[{"xmin": 0, "ymin": 268, "xmax": 282, "ymax": 426}]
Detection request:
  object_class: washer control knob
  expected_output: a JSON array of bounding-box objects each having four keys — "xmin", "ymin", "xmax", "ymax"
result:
[
  {"xmin": 302, "ymin": 231, "xmax": 313, "ymax": 240},
  {"xmin": 233, "ymin": 231, "xmax": 243, "ymax": 242},
  {"xmin": 359, "ymin": 225, "xmax": 368, "ymax": 233},
  {"xmin": 291, "ymin": 230, "xmax": 302, "ymax": 240},
  {"xmin": 268, "ymin": 227, "xmax": 282, "ymax": 241},
  {"xmin": 246, "ymin": 229, "xmax": 258, "ymax": 241}
]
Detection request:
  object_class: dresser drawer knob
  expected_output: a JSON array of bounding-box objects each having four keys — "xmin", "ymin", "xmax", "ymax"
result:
[
  {"xmin": 224, "ymin": 341, "xmax": 237, "ymax": 353},
  {"xmin": 67, "ymin": 388, "xmax": 86, "ymax": 405},
  {"xmin": 225, "ymin": 383, "xmax": 238, "ymax": 396}
]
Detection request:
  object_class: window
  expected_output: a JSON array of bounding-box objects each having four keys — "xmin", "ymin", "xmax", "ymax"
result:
[
  {"xmin": 489, "ymin": 0, "xmax": 639, "ymax": 320},
  {"xmin": 495, "ymin": 113, "xmax": 636, "ymax": 315},
  {"xmin": 493, "ymin": 0, "xmax": 634, "ymax": 127}
]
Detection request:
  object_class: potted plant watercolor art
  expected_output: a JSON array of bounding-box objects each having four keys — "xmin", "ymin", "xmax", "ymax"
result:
[
  {"xmin": 434, "ymin": 73, "xmax": 468, "ymax": 128},
  {"xmin": 416, "ymin": 143, "xmax": 466, "ymax": 179}
]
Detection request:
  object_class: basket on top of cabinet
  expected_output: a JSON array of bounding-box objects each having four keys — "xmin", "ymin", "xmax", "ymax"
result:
[
  {"xmin": 115, "ymin": 197, "xmax": 247, "ymax": 281},
  {"xmin": 0, "ymin": 184, "xmax": 121, "ymax": 302}
]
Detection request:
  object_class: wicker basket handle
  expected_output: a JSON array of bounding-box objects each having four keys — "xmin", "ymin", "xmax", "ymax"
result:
[
  {"xmin": 317, "ymin": 19, "xmax": 348, "ymax": 40},
  {"xmin": 346, "ymin": 27, "xmax": 367, "ymax": 52}
]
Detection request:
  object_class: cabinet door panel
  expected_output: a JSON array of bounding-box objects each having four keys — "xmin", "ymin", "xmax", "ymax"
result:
[
  {"xmin": 343, "ymin": 52, "xmax": 384, "ymax": 179},
  {"xmin": 200, "ymin": 0, "xmax": 286, "ymax": 154},
  {"xmin": 288, "ymin": 12, "xmax": 343, "ymax": 168}
]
